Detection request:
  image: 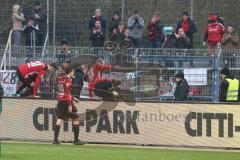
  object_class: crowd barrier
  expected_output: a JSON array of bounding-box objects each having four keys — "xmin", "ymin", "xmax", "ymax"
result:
[
  {"xmin": 1, "ymin": 98, "xmax": 240, "ymax": 148},
  {"xmin": 1, "ymin": 46, "xmax": 240, "ymax": 102}
]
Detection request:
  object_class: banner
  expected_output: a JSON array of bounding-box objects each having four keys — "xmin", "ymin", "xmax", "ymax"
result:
[
  {"xmin": 1, "ymin": 99, "xmax": 240, "ymax": 148},
  {"xmin": 184, "ymin": 68, "xmax": 208, "ymax": 86},
  {"xmin": 0, "ymin": 70, "xmax": 18, "ymax": 96}
]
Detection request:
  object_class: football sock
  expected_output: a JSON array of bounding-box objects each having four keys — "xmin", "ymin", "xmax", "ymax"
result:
[{"xmin": 54, "ymin": 125, "xmax": 60, "ymax": 141}]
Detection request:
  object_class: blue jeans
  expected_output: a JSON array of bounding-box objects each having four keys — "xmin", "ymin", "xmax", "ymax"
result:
[
  {"xmin": 13, "ymin": 30, "xmax": 22, "ymax": 56},
  {"xmin": 149, "ymin": 40, "xmax": 163, "ymax": 48},
  {"xmin": 129, "ymin": 37, "xmax": 142, "ymax": 48},
  {"xmin": 156, "ymin": 40, "xmax": 163, "ymax": 48}
]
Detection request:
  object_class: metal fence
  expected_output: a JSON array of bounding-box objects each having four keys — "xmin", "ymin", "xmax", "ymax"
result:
[
  {"xmin": 0, "ymin": 0, "xmax": 240, "ymax": 47},
  {"xmin": 1, "ymin": 45, "xmax": 240, "ymax": 102}
]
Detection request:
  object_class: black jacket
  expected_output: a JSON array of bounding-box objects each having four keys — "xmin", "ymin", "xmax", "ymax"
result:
[
  {"xmin": 31, "ymin": 8, "xmax": 47, "ymax": 31},
  {"xmin": 155, "ymin": 20, "xmax": 164, "ymax": 41},
  {"xmin": 72, "ymin": 67, "xmax": 84, "ymax": 99},
  {"xmin": 56, "ymin": 51, "xmax": 74, "ymax": 67},
  {"xmin": 0, "ymin": 83, "xmax": 3, "ymax": 99},
  {"xmin": 220, "ymin": 75, "xmax": 240, "ymax": 102},
  {"xmin": 89, "ymin": 29, "xmax": 105, "ymax": 47},
  {"xmin": 176, "ymin": 18, "xmax": 197, "ymax": 48},
  {"xmin": 175, "ymin": 37, "xmax": 190, "ymax": 49},
  {"xmin": 174, "ymin": 79, "xmax": 189, "ymax": 101},
  {"xmin": 108, "ymin": 19, "xmax": 121, "ymax": 33}
]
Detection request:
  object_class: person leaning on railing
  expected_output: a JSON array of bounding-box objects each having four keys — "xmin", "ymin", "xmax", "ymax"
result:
[
  {"xmin": 203, "ymin": 12, "xmax": 225, "ymax": 57},
  {"xmin": 175, "ymin": 11, "xmax": 197, "ymax": 49},
  {"xmin": 174, "ymin": 28, "xmax": 190, "ymax": 49},
  {"xmin": 219, "ymin": 68, "xmax": 240, "ymax": 102},
  {"xmin": 55, "ymin": 39, "xmax": 73, "ymax": 67}
]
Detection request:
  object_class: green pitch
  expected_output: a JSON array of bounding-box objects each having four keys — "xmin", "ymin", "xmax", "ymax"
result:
[{"xmin": 1, "ymin": 142, "xmax": 240, "ymax": 160}]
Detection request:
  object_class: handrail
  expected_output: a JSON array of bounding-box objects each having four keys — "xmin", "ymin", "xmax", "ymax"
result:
[
  {"xmin": 40, "ymin": 34, "xmax": 49, "ymax": 61},
  {"xmin": 0, "ymin": 29, "xmax": 13, "ymax": 70}
]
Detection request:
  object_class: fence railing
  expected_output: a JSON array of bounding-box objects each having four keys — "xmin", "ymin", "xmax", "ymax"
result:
[{"xmin": 1, "ymin": 45, "xmax": 240, "ymax": 102}]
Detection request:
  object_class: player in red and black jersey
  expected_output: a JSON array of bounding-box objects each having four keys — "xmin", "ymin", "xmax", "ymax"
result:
[
  {"xmin": 82, "ymin": 59, "xmax": 121, "ymax": 100},
  {"xmin": 53, "ymin": 65, "xmax": 85, "ymax": 145},
  {"xmin": 16, "ymin": 61, "xmax": 57, "ymax": 97}
]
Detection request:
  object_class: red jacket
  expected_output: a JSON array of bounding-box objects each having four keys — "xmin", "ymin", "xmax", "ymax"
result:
[
  {"xmin": 147, "ymin": 22, "xmax": 157, "ymax": 41},
  {"xmin": 19, "ymin": 61, "xmax": 47, "ymax": 96},
  {"xmin": 204, "ymin": 23, "xmax": 225, "ymax": 44},
  {"xmin": 86, "ymin": 64, "xmax": 112, "ymax": 97}
]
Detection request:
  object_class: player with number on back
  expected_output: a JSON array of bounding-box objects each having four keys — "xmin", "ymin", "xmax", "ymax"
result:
[
  {"xmin": 82, "ymin": 58, "xmax": 121, "ymax": 100},
  {"xmin": 15, "ymin": 61, "xmax": 57, "ymax": 97},
  {"xmin": 53, "ymin": 65, "xmax": 85, "ymax": 145}
]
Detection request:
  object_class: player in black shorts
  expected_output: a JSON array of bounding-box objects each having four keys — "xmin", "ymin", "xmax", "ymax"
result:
[{"xmin": 53, "ymin": 65, "xmax": 85, "ymax": 145}]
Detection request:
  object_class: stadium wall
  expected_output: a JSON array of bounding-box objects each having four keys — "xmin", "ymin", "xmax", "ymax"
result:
[{"xmin": 1, "ymin": 98, "xmax": 240, "ymax": 148}]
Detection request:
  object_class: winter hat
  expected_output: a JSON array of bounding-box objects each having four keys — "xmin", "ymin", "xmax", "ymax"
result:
[
  {"xmin": 61, "ymin": 39, "xmax": 68, "ymax": 46},
  {"xmin": 220, "ymin": 68, "xmax": 230, "ymax": 76},
  {"xmin": 113, "ymin": 11, "xmax": 120, "ymax": 16},
  {"xmin": 182, "ymin": 11, "xmax": 189, "ymax": 16},
  {"xmin": 34, "ymin": 1, "xmax": 41, "ymax": 6},
  {"xmin": 175, "ymin": 72, "xmax": 184, "ymax": 79}
]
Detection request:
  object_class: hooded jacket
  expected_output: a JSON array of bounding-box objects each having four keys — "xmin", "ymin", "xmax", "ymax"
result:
[
  {"xmin": 128, "ymin": 15, "xmax": 144, "ymax": 39},
  {"xmin": 12, "ymin": 5, "xmax": 25, "ymax": 31}
]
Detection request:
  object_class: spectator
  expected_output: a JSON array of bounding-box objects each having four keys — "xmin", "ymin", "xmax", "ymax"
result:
[
  {"xmin": 154, "ymin": 12, "xmax": 164, "ymax": 48},
  {"xmin": 174, "ymin": 28, "xmax": 190, "ymax": 49},
  {"xmin": 147, "ymin": 15, "xmax": 158, "ymax": 48},
  {"xmin": 203, "ymin": 12, "xmax": 225, "ymax": 57},
  {"xmin": 221, "ymin": 26, "xmax": 239, "ymax": 68},
  {"xmin": 174, "ymin": 72, "xmax": 189, "ymax": 101},
  {"xmin": 12, "ymin": 4, "xmax": 25, "ymax": 56},
  {"xmin": 128, "ymin": 10, "xmax": 144, "ymax": 48},
  {"xmin": 88, "ymin": 9, "xmax": 106, "ymax": 31},
  {"xmin": 30, "ymin": 1, "xmax": 46, "ymax": 47},
  {"xmin": 56, "ymin": 39, "xmax": 73, "ymax": 66},
  {"xmin": 89, "ymin": 21, "xmax": 105, "ymax": 47},
  {"xmin": 219, "ymin": 68, "xmax": 240, "ymax": 102},
  {"xmin": 176, "ymin": 11, "xmax": 197, "ymax": 48},
  {"xmin": 108, "ymin": 11, "xmax": 121, "ymax": 38},
  {"xmin": 221, "ymin": 26, "xmax": 239, "ymax": 49},
  {"xmin": 110, "ymin": 21, "xmax": 128, "ymax": 43}
]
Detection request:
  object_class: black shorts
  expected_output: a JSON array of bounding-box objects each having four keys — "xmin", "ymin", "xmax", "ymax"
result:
[
  {"xmin": 56, "ymin": 101, "xmax": 78, "ymax": 120},
  {"xmin": 16, "ymin": 69, "xmax": 25, "ymax": 83},
  {"xmin": 16, "ymin": 69, "xmax": 37, "ymax": 88}
]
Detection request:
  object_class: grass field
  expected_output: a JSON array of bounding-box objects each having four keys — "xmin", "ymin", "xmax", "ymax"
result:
[{"xmin": 1, "ymin": 142, "xmax": 240, "ymax": 160}]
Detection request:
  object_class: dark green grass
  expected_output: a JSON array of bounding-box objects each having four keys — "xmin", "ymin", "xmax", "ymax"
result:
[{"xmin": 1, "ymin": 142, "xmax": 240, "ymax": 160}]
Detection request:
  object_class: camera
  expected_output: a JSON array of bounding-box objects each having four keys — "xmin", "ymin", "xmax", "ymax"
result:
[{"xmin": 164, "ymin": 26, "xmax": 173, "ymax": 35}]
